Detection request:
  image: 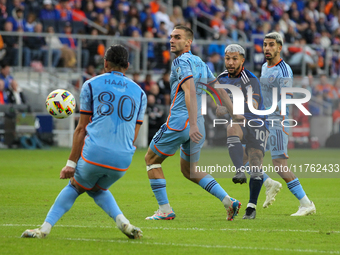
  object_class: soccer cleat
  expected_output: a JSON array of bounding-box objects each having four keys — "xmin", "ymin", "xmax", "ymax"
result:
[
  {"xmin": 120, "ymin": 223, "xmax": 143, "ymax": 239},
  {"xmin": 145, "ymin": 208, "xmax": 176, "ymax": 220},
  {"xmin": 232, "ymin": 170, "xmax": 247, "ymax": 184},
  {"xmin": 263, "ymin": 180, "xmax": 282, "ymax": 208},
  {"xmin": 291, "ymin": 202, "xmax": 316, "ymax": 216},
  {"xmin": 242, "ymin": 207, "xmax": 256, "ymax": 219},
  {"xmin": 21, "ymin": 228, "xmax": 47, "ymax": 239},
  {"xmin": 226, "ymin": 198, "xmax": 241, "ymax": 221}
]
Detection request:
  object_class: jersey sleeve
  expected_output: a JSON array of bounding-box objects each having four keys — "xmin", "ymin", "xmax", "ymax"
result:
[
  {"xmin": 177, "ymin": 59, "xmax": 193, "ymax": 86},
  {"xmin": 136, "ymin": 91, "xmax": 147, "ymax": 124},
  {"xmin": 79, "ymin": 82, "xmax": 93, "ymax": 115}
]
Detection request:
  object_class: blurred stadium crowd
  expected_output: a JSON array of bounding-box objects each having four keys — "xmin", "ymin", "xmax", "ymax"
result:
[{"xmin": 1, "ymin": 0, "xmax": 340, "ymax": 147}]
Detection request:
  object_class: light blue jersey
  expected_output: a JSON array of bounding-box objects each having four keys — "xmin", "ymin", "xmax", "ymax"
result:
[
  {"xmin": 260, "ymin": 58, "xmax": 293, "ymax": 128},
  {"xmin": 167, "ymin": 50, "xmax": 216, "ymax": 131},
  {"xmin": 79, "ymin": 71, "xmax": 147, "ymax": 170},
  {"xmin": 260, "ymin": 58, "xmax": 293, "ymax": 159},
  {"xmin": 150, "ymin": 50, "xmax": 215, "ymax": 161}
]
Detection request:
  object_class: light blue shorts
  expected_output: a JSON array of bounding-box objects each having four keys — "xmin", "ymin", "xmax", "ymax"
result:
[
  {"xmin": 149, "ymin": 118, "xmax": 205, "ymax": 163},
  {"xmin": 266, "ymin": 126, "xmax": 289, "ymax": 159},
  {"xmin": 73, "ymin": 157, "xmax": 126, "ymax": 190}
]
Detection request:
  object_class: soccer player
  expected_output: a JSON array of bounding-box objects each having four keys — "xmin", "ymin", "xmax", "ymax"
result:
[
  {"xmin": 21, "ymin": 45, "xmax": 147, "ymax": 239},
  {"xmin": 145, "ymin": 25, "xmax": 241, "ymax": 221},
  {"xmin": 235, "ymin": 32, "xmax": 316, "ymax": 216},
  {"xmin": 216, "ymin": 44, "xmax": 270, "ymax": 219}
]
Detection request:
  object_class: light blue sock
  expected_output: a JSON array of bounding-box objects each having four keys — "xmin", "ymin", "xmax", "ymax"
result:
[
  {"xmin": 287, "ymin": 178, "xmax": 306, "ymax": 200},
  {"xmin": 150, "ymin": 179, "xmax": 169, "ymax": 205},
  {"xmin": 198, "ymin": 174, "xmax": 228, "ymax": 201},
  {"xmin": 45, "ymin": 181, "xmax": 80, "ymax": 226},
  {"xmin": 86, "ymin": 189, "xmax": 123, "ymax": 221},
  {"xmin": 245, "ymin": 161, "xmax": 269, "ymax": 182}
]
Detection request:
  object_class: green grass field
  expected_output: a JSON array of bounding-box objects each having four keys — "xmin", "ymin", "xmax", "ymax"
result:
[{"xmin": 1, "ymin": 148, "xmax": 340, "ymax": 255}]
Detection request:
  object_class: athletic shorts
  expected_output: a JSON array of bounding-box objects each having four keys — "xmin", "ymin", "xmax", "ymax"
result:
[
  {"xmin": 73, "ymin": 157, "xmax": 126, "ymax": 190},
  {"xmin": 241, "ymin": 124, "xmax": 269, "ymax": 155},
  {"xmin": 149, "ymin": 117, "xmax": 205, "ymax": 163},
  {"xmin": 266, "ymin": 126, "xmax": 289, "ymax": 159}
]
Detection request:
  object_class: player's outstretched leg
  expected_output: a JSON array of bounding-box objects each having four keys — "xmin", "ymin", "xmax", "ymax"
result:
[
  {"xmin": 145, "ymin": 148, "xmax": 175, "ymax": 220},
  {"xmin": 287, "ymin": 178, "xmax": 316, "ymax": 216},
  {"xmin": 273, "ymin": 159, "xmax": 316, "ymax": 216},
  {"xmin": 21, "ymin": 180, "xmax": 80, "ymax": 238},
  {"xmin": 180, "ymin": 157, "xmax": 241, "ymax": 221},
  {"xmin": 228, "ymin": 136, "xmax": 247, "ymax": 184},
  {"xmin": 243, "ymin": 160, "xmax": 282, "ymax": 208},
  {"xmin": 87, "ymin": 189, "xmax": 142, "ymax": 239}
]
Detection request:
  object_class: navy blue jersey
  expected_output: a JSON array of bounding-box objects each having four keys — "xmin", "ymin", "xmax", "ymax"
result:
[{"xmin": 217, "ymin": 67, "xmax": 267, "ymax": 127}]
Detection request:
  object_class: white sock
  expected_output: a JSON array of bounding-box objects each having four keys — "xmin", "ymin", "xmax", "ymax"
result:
[
  {"xmin": 299, "ymin": 195, "xmax": 311, "ymax": 207},
  {"xmin": 159, "ymin": 203, "xmax": 172, "ymax": 213},
  {"xmin": 40, "ymin": 222, "xmax": 52, "ymax": 234},
  {"xmin": 115, "ymin": 214, "xmax": 129, "ymax": 230},
  {"xmin": 263, "ymin": 178, "xmax": 273, "ymax": 189},
  {"xmin": 222, "ymin": 195, "xmax": 231, "ymax": 208},
  {"xmin": 247, "ymin": 203, "xmax": 256, "ymax": 209}
]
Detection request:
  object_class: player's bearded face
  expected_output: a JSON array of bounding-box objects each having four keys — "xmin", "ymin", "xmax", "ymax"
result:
[
  {"xmin": 225, "ymin": 52, "xmax": 244, "ymax": 76},
  {"xmin": 170, "ymin": 29, "xmax": 189, "ymax": 55},
  {"xmin": 263, "ymin": 39, "xmax": 279, "ymax": 60}
]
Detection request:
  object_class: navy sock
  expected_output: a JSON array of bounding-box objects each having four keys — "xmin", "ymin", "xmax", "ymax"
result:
[
  {"xmin": 227, "ymin": 136, "xmax": 244, "ymax": 170},
  {"xmin": 248, "ymin": 175, "xmax": 263, "ymax": 205}
]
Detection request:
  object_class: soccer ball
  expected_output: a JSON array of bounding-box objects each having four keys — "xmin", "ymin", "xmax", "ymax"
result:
[{"xmin": 45, "ymin": 89, "xmax": 76, "ymax": 119}]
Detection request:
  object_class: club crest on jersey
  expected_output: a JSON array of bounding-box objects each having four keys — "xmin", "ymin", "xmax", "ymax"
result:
[
  {"xmin": 268, "ymin": 74, "xmax": 276, "ymax": 83},
  {"xmin": 268, "ymin": 70, "xmax": 279, "ymax": 83}
]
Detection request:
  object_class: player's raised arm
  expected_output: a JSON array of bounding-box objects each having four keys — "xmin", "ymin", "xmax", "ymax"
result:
[{"xmin": 182, "ymin": 77, "xmax": 202, "ymax": 143}]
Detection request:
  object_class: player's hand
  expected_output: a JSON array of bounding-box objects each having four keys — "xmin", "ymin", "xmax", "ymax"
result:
[
  {"xmin": 60, "ymin": 166, "xmax": 76, "ymax": 179},
  {"xmin": 216, "ymin": 105, "xmax": 228, "ymax": 116},
  {"xmin": 232, "ymin": 115, "xmax": 246, "ymax": 122},
  {"xmin": 190, "ymin": 125, "xmax": 203, "ymax": 144}
]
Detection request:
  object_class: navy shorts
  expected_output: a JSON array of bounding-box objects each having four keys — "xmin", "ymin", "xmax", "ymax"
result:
[{"xmin": 241, "ymin": 124, "xmax": 269, "ymax": 155}]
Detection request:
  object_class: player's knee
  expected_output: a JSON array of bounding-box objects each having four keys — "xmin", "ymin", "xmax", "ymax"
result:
[
  {"xmin": 180, "ymin": 159, "xmax": 191, "ymax": 179},
  {"xmin": 227, "ymin": 126, "xmax": 241, "ymax": 137},
  {"xmin": 272, "ymin": 158, "xmax": 285, "ymax": 166},
  {"xmin": 145, "ymin": 149, "xmax": 154, "ymax": 165}
]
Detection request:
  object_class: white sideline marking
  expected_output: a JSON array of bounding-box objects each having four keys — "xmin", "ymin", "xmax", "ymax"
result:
[
  {"xmin": 3, "ymin": 235, "xmax": 339, "ymax": 254},
  {"xmin": 2, "ymin": 224, "xmax": 339, "ymax": 234}
]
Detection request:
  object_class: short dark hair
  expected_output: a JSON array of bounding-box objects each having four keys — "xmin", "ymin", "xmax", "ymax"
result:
[
  {"xmin": 0, "ymin": 62, "xmax": 10, "ymax": 69},
  {"xmin": 173, "ymin": 25, "xmax": 194, "ymax": 40},
  {"xmin": 264, "ymin": 32, "xmax": 283, "ymax": 46},
  {"xmin": 104, "ymin": 44, "xmax": 129, "ymax": 69}
]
